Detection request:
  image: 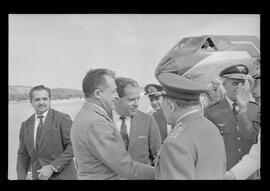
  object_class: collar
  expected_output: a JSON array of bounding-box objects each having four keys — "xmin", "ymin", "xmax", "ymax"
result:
[
  {"xmin": 86, "ymin": 101, "xmax": 108, "ymax": 115},
  {"xmin": 35, "ymin": 109, "xmax": 49, "ymax": 120},
  {"xmin": 112, "ymin": 110, "xmax": 131, "ymax": 121},
  {"xmin": 225, "ymin": 96, "xmax": 236, "ymax": 110},
  {"xmin": 174, "ymin": 107, "xmax": 200, "ymax": 126}
]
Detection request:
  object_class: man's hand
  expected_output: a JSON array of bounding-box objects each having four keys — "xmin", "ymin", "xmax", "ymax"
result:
[
  {"xmin": 26, "ymin": 171, "xmax": 33, "ymax": 180},
  {"xmin": 236, "ymin": 80, "xmax": 250, "ymax": 113},
  {"xmin": 37, "ymin": 165, "xmax": 54, "ymax": 180},
  {"xmin": 225, "ymin": 170, "xmax": 236, "ymax": 180}
]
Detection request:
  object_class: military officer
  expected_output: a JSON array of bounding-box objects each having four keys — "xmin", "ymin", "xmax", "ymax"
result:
[
  {"xmin": 154, "ymin": 73, "xmax": 226, "ymax": 179},
  {"xmin": 144, "ymin": 84, "xmax": 171, "ymax": 142},
  {"xmin": 144, "ymin": 84, "xmax": 164, "ymax": 114},
  {"xmin": 204, "ymin": 63, "xmax": 260, "ymax": 176}
]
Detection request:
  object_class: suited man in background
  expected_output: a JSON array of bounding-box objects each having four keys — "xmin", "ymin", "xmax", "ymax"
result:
[
  {"xmin": 154, "ymin": 73, "xmax": 226, "ymax": 179},
  {"xmin": 113, "ymin": 78, "xmax": 162, "ymax": 166},
  {"xmin": 144, "ymin": 84, "xmax": 171, "ymax": 143},
  {"xmin": 16, "ymin": 85, "xmax": 76, "ymax": 180},
  {"xmin": 204, "ymin": 63, "xmax": 260, "ymax": 176},
  {"xmin": 70, "ymin": 68, "xmax": 155, "ymax": 179}
]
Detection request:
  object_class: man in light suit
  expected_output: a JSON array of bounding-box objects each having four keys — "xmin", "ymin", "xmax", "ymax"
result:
[
  {"xmin": 113, "ymin": 78, "xmax": 162, "ymax": 166},
  {"xmin": 16, "ymin": 85, "xmax": 76, "ymax": 180},
  {"xmin": 204, "ymin": 64, "xmax": 260, "ymax": 178},
  {"xmin": 144, "ymin": 84, "xmax": 171, "ymax": 143},
  {"xmin": 70, "ymin": 68, "xmax": 155, "ymax": 179},
  {"xmin": 154, "ymin": 73, "xmax": 226, "ymax": 179}
]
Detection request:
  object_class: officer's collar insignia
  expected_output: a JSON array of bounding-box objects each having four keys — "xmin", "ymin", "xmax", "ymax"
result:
[{"xmin": 168, "ymin": 122, "xmax": 184, "ymax": 139}]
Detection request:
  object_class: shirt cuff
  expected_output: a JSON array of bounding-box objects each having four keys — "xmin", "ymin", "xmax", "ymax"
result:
[{"xmin": 50, "ymin": 164, "xmax": 58, "ymax": 172}]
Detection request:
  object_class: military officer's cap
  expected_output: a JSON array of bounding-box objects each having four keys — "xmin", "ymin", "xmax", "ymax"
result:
[
  {"xmin": 157, "ymin": 73, "xmax": 208, "ymax": 101},
  {"xmin": 144, "ymin": 83, "xmax": 164, "ymax": 97},
  {"xmin": 252, "ymin": 69, "xmax": 260, "ymax": 79},
  {"xmin": 219, "ymin": 64, "xmax": 249, "ymax": 80}
]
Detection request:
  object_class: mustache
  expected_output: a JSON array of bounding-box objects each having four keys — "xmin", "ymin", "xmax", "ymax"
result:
[{"xmin": 38, "ymin": 104, "xmax": 47, "ymax": 107}]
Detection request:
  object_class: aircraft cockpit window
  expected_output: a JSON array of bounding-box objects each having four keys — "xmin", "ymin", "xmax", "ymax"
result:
[
  {"xmin": 170, "ymin": 38, "xmax": 189, "ymax": 52},
  {"xmin": 183, "ymin": 37, "xmax": 204, "ymax": 49},
  {"xmin": 178, "ymin": 38, "xmax": 189, "ymax": 48},
  {"xmin": 201, "ymin": 38, "xmax": 217, "ymax": 51}
]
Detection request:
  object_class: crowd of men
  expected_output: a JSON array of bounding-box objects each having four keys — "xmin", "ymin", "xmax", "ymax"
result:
[{"xmin": 16, "ymin": 59, "xmax": 261, "ymax": 180}]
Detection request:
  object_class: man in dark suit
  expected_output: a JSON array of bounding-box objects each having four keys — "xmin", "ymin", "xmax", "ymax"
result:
[
  {"xmin": 16, "ymin": 85, "xmax": 76, "ymax": 180},
  {"xmin": 70, "ymin": 69, "xmax": 155, "ymax": 179},
  {"xmin": 154, "ymin": 73, "xmax": 226, "ymax": 179},
  {"xmin": 113, "ymin": 78, "xmax": 162, "ymax": 166},
  {"xmin": 144, "ymin": 84, "xmax": 171, "ymax": 143},
  {"xmin": 204, "ymin": 63, "xmax": 260, "ymax": 175}
]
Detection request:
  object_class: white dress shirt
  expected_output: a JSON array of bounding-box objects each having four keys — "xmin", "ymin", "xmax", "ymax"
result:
[
  {"xmin": 225, "ymin": 96, "xmax": 239, "ymax": 112},
  {"xmin": 167, "ymin": 124, "xmax": 172, "ymax": 135},
  {"xmin": 112, "ymin": 110, "xmax": 131, "ymax": 137},
  {"xmin": 34, "ymin": 110, "xmax": 49, "ymax": 149}
]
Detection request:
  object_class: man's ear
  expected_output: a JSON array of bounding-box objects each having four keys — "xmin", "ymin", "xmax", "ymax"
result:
[
  {"xmin": 168, "ymin": 99, "xmax": 175, "ymax": 112},
  {"xmin": 93, "ymin": 89, "xmax": 102, "ymax": 99}
]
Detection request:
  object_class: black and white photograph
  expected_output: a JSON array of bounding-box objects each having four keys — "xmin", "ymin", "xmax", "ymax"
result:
[{"xmin": 8, "ymin": 14, "xmax": 260, "ymax": 180}]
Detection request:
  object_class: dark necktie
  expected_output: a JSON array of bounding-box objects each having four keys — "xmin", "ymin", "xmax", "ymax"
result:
[
  {"xmin": 232, "ymin": 102, "xmax": 238, "ymax": 117},
  {"xmin": 36, "ymin": 115, "xmax": 44, "ymax": 151},
  {"xmin": 120, "ymin": 116, "xmax": 129, "ymax": 150}
]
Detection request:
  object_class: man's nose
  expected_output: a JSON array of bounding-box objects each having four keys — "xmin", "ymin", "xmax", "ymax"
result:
[
  {"xmin": 39, "ymin": 99, "xmax": 45, "ymax": 104},
  {"xmin": 134, "ymin": 98, "xmax": 139, "ymax": 106}
]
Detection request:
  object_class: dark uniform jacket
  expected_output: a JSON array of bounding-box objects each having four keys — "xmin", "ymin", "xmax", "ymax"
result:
[
  {"xmin": 16, "ymin": 109, "xmax": 76, "ymax": 180},
  {"xmin": 204, "ymin": 98, "xmax": 260, "ymax": 171},
  {"xmin": 152, "ymin": 110, "xmax": 168, "ymax": 143},
  {"xmin": 155, "ymin": 109, "xmax": 226, "ymax": 179}
]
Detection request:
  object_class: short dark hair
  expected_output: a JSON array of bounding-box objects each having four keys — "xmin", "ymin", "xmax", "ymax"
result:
[
  {"xmin": 29, "ymin": 85, "xmax": 51, "ymax": 101},
  {"xmin": 163, "ymin": 95, "xmax": 200, "ymax": 109},
  {"xmin": 82, "ymin": 68, "xmax": 116, "ymax": 98},
  {"xmin": 115, "ymin": 77, "xmax": 139, "ymax": 98}
]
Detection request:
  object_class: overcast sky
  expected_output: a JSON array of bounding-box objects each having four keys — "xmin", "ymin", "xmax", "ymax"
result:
[{"xmin": 9, "ymin": 14, "xmax": 260, "ymax": 90}]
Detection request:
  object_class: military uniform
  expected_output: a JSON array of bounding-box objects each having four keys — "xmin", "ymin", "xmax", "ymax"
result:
[
  {"xmin": 152, "ymin": 110, "xmax": 168, "ymax": 143},
  {"xmin": 145, "ymin": 83, "xmax": 169, "ymax": 142},
  {"xmin": 204, "ymin": 98, "xmax": 260, "ymax": 170},
  {"xmin": 154, "ymin": 73, "xmax": 226, "ymax": 179},
  {"xmin": 204, "ymin": 64, "xmax": 260, "ymax": 175}
]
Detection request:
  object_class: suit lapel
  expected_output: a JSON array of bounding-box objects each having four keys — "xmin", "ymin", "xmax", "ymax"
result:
[
  {"xmin": 39, "ymin": 109, "xmax": 54, "ymax": 150},
  {"xmin": 219, "ymin": 99, "xmax": 237, "ymax": 125},
  {"xmin": 129, "ymin": 112, "xmax": 140, "ymax": 150},
  {"xmin": 27, "ymin": 114, "xmax": 36, "ymax": 152}
]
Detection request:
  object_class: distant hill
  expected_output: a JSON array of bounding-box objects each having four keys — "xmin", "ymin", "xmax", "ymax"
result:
[{"xmin": 9, "ymin": 86, "xmax": 84, "ymax": 101}]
